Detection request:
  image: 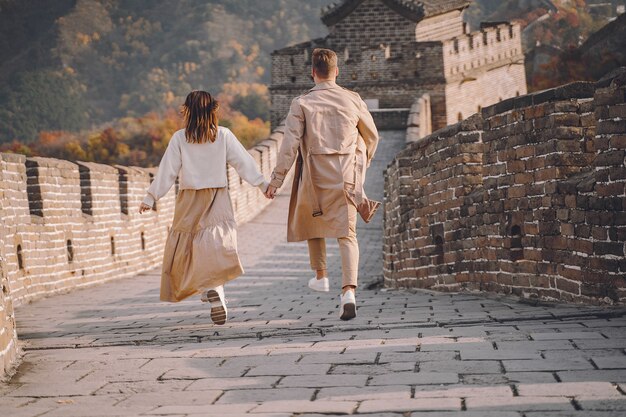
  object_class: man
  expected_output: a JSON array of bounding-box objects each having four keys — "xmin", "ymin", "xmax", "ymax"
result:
[{"xmin": 265, "ymin": 48, "xmax": 379, "ymax": 320}]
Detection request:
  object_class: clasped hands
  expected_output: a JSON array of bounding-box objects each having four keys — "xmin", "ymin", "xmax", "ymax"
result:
[
  {"xmin": 264, "ymin": 184, "xmax": 277, "ymax": 199},
  {"xmin": 139, "ymin": 185, "xmax": 278, "ymax": 213},
  {"xmin": 138, "ymin": 203, "xmax": 152, "ymax": 214}
]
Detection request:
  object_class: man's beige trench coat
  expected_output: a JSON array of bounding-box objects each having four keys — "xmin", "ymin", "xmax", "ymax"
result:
[{"xmin": 270, "ymin": 81, "xmax": 380, "ymax": 242}]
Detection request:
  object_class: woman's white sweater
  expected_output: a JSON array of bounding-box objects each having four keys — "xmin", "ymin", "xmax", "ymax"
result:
[{"xmin": 142, "ymin": 127, "xmax": 268, "ymax": 207}]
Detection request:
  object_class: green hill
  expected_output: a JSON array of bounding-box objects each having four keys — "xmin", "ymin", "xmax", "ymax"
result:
[
  {"xmin": 0, "ymin": 0, "xmax": 330, "ymax": 142},
  {"xmin": 1, "ymin": 0, "xmax": 622, "ymax": 145}
]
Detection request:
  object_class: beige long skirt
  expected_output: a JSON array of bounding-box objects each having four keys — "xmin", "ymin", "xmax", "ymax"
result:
[{"xmin": 160, "ymin": 188, "xmax": 243, "ymax": 302}]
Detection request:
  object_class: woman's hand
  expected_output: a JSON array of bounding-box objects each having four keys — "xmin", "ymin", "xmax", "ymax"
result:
[
  {"xmin": 265, "ymin": 185, "xmax": 277, "ymax": 199},
  {"xmin": 139, "ymin": 203, "xmax": 152, "ymax": 214}
]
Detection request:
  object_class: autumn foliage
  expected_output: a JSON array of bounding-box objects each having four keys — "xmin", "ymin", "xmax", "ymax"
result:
[
  {"xmin": 0, "ymin": 0, "xmax": 328, "ymax": 145},
  {"xmin": 0, "ymin": 94, "xmax": 270, "ymax": 167}
]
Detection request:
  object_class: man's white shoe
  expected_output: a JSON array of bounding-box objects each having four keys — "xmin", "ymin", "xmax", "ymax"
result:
[
  {"xmin": 339, "ymin": 290, "xmax": 357, "ymax": 320},
  {"xmin": 201, "ymin": 285, "xmax": 227, "ymax": 325},
  {"xmin": 308, "ymin": 277, "xmax": 330, "ymax": 292}
]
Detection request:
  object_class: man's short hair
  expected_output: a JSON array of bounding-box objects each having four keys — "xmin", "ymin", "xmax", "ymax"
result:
[{"xmin": 312, "ymin": 48, "xmax": 338, "ymax": 78}]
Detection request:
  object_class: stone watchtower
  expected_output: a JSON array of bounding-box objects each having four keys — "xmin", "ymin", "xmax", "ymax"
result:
[{"xmin": 270, "ymin": 0, "xmax": 527, "ymax": 133}]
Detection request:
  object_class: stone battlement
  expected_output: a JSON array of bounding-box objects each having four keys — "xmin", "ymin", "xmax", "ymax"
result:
[
  {"xmin": 271, "ymin": 41, "xmax": 446, "ymax": 88},
  {"xmin": 270, "ymin": 1, "xmax": 526, "ymax": 132},
  {"xmin": 0, "ymin": 127, "xmax": 286, "ymax": 377},
  {"xmin": 383, "ymin": 68, "xmax": 626, "ymax": 304},
  {"xmin": 443, "ymin": 22, "xmax": 523, "ymax": 79}
]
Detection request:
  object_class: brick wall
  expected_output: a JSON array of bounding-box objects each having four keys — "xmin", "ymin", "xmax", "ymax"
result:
[
  {"xmin": 443, "ymin": 23, "xmax": 527, "ymax": 125},
  {"xmin": 415, "ymin": 10, "xmax": 464, "ymax": 41},
  {"xmin": 370, "ymin": 109, "xmax": 409, "ymax": 130},
  {"xmin": 270, "ymin": 42, "xmax": 446, "ymax": 129},
  {"xmin": 383, "ymin": 69, "xmax": 626, "ymax": 304},
  {"xmin": 0, "ymin": 127, "xmax": 286, "ymax": 377},
  {"xmin": 445, "ymin": 64, "xmax": 527, "ymax": 124},
  {"xmin": 0, "ymin": 156, "xmax": 18, "ymax": 378},
  {"xmin": 326, "ymin": 0, "xmax": 416, "ymax": 52},
  {"xmin": 443, "ymin": 23, "xmax": 524, "ymax": 80}
]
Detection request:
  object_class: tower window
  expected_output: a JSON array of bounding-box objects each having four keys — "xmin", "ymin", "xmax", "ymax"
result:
[
  {"xmin": 17, "ymin": 245, "xmax": 24, "ymax": 270},
  {"xmin": 26, "ymin": 160, "xmax": 43, "ymax": 217},
  {"xmin": 79, "ymin": 164, "xmax": 93, "ymax": 215},
  {"xmin": 118, "ymin": 169, "xmax": 128, "ymax": 215},
  {"xmin": 434, "ymin": 235, "xmax": 444, "ymax": 265},
  {"xmin": 510, "ymin": 225, "xmax": 523, "ymax": 261},
  {"xmin": 67, "ymin": 240, "xmax": 74, "ymax": 263}
]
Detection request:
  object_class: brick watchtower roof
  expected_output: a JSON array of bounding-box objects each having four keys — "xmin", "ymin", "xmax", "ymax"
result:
[{"xmin": 320, "ymin": 0, "xmax": 471, "ymax": 26}]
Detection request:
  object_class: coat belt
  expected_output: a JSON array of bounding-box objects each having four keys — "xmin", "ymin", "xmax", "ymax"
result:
[{"xmin": 301, "ymin": 139, "xmax": 367, "ymax": 218}]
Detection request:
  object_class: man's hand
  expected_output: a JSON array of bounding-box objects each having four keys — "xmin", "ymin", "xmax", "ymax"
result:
[
  {"xmin": 265, "ymin": 185, "xmax": 277, "ymax": 199},
  {"xmin": 139, "ymin": 203, "xmax": 152, "ymax": 214}
]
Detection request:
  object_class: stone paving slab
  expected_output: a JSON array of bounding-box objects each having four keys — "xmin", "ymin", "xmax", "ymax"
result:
[
  {"xmin": 465, "ymin": 396, "xmax": 575, "ymax": 411},
  {"xmin": 2, "ymin": 130, "xmax": 626, "ymax": 416}
]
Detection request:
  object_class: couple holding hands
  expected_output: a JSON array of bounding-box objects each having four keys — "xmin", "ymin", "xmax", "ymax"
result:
[{"xmin": 139, "ymin": 48, "xmax": 380, "ymax": 325}]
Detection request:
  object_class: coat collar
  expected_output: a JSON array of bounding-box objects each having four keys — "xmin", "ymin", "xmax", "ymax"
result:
[{"xmin": 310, "ymin": 80, "xmax": 339, "ymax": 91}]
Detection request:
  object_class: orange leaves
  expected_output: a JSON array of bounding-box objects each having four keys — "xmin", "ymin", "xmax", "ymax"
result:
[
  {"xmin": 564, "ymin": 10, "xmax": 580, "ymax": 28},
  {"xmin": 226, "ymin": 114, "xmax": 270, "ymax": 149},
  {"xmin": 216, "ymin": 83, "xmax": 271, "ymax": 148},
  {"xmin": 221, "ymin": 82, "xmax": 269, "ymax": 98},
  {"xmin": 48, "ymin": 106, "xmax": 267, "ymax": 166},
  {"xmin": 38, "ymin": 131, "xmax": 65, "ymax": 146},
  {"xmin": 1, "ymin": 140, "xmax": 35, "ymax": 157},
  {"xmin": 3, "ymin": 83, "xmax": 270, "ymax": 167},
  {"xmin": 63, "ymin": 140, "xmax": 87, "ymax": 161}
]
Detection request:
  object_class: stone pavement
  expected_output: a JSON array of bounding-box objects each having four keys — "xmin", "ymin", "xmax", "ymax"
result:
[{"xmin": 2, "ymin": 130, "xmax": 626, "ymax": 416}]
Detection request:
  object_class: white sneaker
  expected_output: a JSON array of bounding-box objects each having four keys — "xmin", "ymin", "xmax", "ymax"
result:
[
  {"xmin": 201, "ymin": 285, "xmax": 227, "ymax": 325},
  {"xmin": 308, "ymin": 277, "xmax": 330, "ymax": 292},
  {"xmin": 339, "ymin": 290, "xmax": 357, "ymax": 321}
]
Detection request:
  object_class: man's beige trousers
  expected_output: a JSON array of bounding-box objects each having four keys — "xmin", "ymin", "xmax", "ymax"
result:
[{"xmin": 307, "ymin": 203, "xmax": 358, "ymax": 288}]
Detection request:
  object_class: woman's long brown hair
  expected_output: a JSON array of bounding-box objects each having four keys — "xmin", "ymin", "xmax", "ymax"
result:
[{"xmin": 181, "ymin": 90, "xmax": 219, "ymax": 143}]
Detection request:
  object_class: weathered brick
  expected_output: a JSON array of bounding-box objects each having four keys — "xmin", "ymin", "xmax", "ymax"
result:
[
  {"xmin": 594, "ymin": 242, "xmax": 625, "ymax": 257},
  {"xmin": 597, "ymin": 120, "xmax": 626, "ymax": 135},
  {"xmin": 610, "ymin": 135, "xmax": 626, "ymax": 149},
  {"xmin": 608, "ymin": 104, "xmax": 626, "ymax": 118},
  {"xmin": 595, "ymin": 150, "xmax": 625, "ymax": 166},
  {"xmin": 594, "ymin": 86, "xmax": 626, "ymax": 106}
]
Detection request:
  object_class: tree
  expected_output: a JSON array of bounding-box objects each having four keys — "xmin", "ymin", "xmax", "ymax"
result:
[{"xmin": 0, "ymin": 70, "xmax": 87, "ymax": 142}]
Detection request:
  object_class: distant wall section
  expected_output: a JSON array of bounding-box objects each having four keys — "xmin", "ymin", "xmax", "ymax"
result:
[{"xmin": 443, "ymin": 23, "xmax": 527, "ymax": 124}]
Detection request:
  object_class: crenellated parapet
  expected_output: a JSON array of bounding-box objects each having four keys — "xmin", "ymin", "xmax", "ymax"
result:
[
  {"xmin": 443, "ymin": 22, "xmax": 524, "ymax": 81},
  {"xmin": 0, "ymin": 127, "xmax": 287, "ymax": 377},
  {"xmin": 271, "ymin": 39, "xmax": 449, "ymax": 128},
  {"xmin": 0, "ymin": 153, "xmax": 169, "ymax": 305},
  {"xmin": 443, "ymin": 22, "xmax": 527, "ymax": 126},
  {"xmin": 272, "ymin": 40, "xmax": 447, "ymax": 89}
]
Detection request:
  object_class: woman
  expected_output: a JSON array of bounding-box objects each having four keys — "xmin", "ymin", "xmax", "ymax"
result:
[{"xmin": 139, "ymin": 90, "xmax": 268, "ymax": 325}]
